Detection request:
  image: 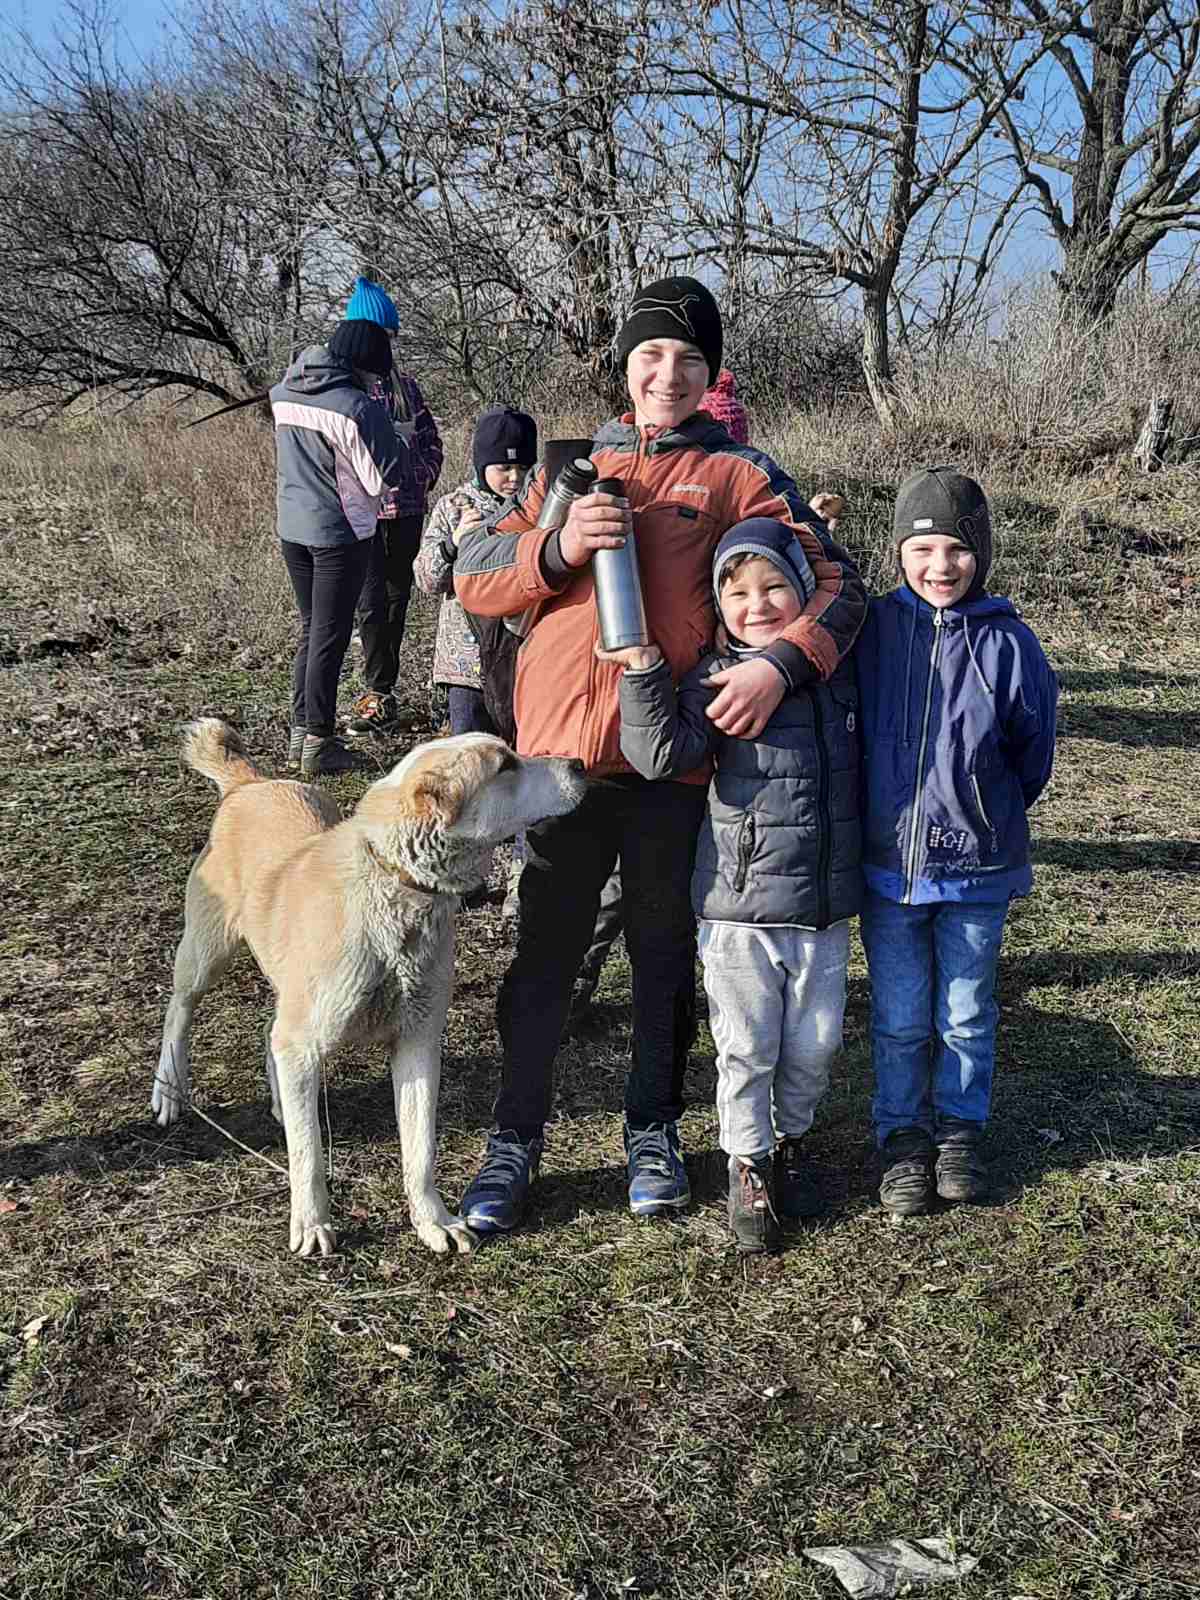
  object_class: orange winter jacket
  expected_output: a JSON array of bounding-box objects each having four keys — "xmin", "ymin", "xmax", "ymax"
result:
[{"xmin": 453, "ymin": 413, "xmax": 866, "ymax": 778}]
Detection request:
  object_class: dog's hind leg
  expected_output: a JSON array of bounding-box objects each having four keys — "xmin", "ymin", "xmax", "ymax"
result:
[
  {"xmin": 270, "ymin": 1012, "xmax": 335, "ymax": 1257},
  {"xmin": 152, "ymin": 860, "xmax": 239, "ymax": 1127},
  {"xmin": 389, "ymin": 923, "xmax": 474, "ymax": 1256},
  {"xmin": 263, "ymin": 1017, "xmax": 283, "ymax": 1123}
]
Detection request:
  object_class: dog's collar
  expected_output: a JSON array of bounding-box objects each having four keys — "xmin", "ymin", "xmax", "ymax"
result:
[{"xmin": 364, "ymin": 839, "xmax": 441, "ymax": 895}]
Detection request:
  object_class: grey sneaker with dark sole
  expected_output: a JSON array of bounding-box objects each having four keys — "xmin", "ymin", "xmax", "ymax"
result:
[
  {"xmin": 300, "ymin": 734, "xmax": 368, "ymax": 779},
  {"xmin": 879, "ymin": 1128, "xmax": 936, "ymax": 1216},
  {"xmin": 935, "ymin": 1118, "xmax": 989, "ymax": 1203}
]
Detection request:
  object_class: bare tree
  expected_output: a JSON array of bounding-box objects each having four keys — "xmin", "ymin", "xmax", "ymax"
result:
[
  {"xmin": 653, "ymin": 1, "xmax": 1081, "ymax": 426},
  {"xmin": 0, "ymin": 12, "xmax": 305, "ymax": 415},
  {"xmin": 996, "ymin": 0, "xmax": 1200, "ymax": 320}
]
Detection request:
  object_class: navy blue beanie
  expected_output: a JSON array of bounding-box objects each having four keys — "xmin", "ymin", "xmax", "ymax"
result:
[
  {"xmin": 713, "ymin": 519, "xmax": 816, "ymax": 642},
  {"xmin": 473, "ymin": 407, "xmax": 538, "ymax": 482}
]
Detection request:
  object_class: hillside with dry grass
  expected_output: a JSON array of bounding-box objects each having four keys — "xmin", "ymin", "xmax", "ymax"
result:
[{"xmin": 1, "ymin": 338, "xmax": 1199, "ymax": 1598}]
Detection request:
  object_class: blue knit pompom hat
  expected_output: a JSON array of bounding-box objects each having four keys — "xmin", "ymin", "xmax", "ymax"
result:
[
  {"xmin": 344, "ymin": 275, "xmax": 399, "ymax": 331},
  {"xmin": 713, "ymin": 518, "xmax": 816, "ymax": 623}
]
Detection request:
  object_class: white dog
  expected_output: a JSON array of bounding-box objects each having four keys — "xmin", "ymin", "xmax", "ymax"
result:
[{"xmin": 152, "ymin": 719, "xmax": 586, "ymax": 1257}]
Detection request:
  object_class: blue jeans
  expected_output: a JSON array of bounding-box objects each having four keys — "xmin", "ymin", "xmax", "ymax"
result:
[{"xmin": 859, "ymin": 891, "xmax": 1008, "ymax": 1145}]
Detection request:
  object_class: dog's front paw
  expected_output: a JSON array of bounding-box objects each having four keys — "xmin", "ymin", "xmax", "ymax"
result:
[
  {"xmin": 414, "ymin": 1212, "xmax": 475, "ymax": 1256},
  {"xmin": 290, "ymin": 1216, "xmax": 337, "ymax": 1258},
  {"xmin": 151, "ymin": 1048, "xmax": 189, "ymax": 1126}
]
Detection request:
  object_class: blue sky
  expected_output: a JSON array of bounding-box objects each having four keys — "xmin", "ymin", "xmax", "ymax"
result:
[
  {"xmin": 1, "ymin": 0, "xmax": 175, "ymax": 61},
  {"xmin": 2, "ymin": 0, "xmax": 1189, "ymax": 294}
]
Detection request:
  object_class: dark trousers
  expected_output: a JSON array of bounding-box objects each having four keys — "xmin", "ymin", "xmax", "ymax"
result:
[
  {"xmin": 447, "ymin": 685, "xmax": 494, "ymax": 736},
  {"xmin": 358, "ymin": 514, "xmax": 423, "ymax": 694},
  {"xmin": 495, "ymin": 778, "xmax": 706, "ymax": 1139},
  {"xmin": 281, "ymin": 538, "xmax": 372, "ymax": 737},
  {"xmin": 578, "ymin": 868, "xmax": 624, "ymax": 987}
]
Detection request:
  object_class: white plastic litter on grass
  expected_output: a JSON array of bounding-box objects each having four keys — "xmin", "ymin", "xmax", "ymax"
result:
[{"xmin": 803, "ymin": 1536, "xmax": 979, "ymax": 1597}]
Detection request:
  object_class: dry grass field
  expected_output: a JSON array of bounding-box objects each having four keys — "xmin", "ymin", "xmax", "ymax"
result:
[{"xmin": 1, "ymin": 390, "xmax": 1198, "ymax": 1599}]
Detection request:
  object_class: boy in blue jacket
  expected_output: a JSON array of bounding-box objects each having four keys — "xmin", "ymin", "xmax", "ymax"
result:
[{"xmin": 857, "ymin": 468, "xmax": 1058, "ymax": 1214}]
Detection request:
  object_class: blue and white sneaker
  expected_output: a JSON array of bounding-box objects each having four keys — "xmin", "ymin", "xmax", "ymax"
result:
[
  {"xmin": 461, "ymin": 1129, "xmax": 542, "ymax": 1235},
  {"xmin": 624, "ymin": 1121, "xmax": 690, "ymax": 1217}
]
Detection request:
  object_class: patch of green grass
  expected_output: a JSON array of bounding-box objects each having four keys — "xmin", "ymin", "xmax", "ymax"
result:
[{"xmin": 2, "ymin": 444, "xmax": 1200, "ymax": 1598}]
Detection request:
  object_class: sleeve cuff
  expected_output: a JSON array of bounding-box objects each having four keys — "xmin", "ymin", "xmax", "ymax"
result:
[
  {"xmin": 763, "ymin": 640, "xmax": 816, "ymax": 690},
  {"xmin": 538, "ymin": 531, "xmax": 574, "ymax": 587}
]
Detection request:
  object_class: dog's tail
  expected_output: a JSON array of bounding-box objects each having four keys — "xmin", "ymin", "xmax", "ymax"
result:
[{"xmin": 181, "ymin": 718, "xmax": 263, "ymax": 796}]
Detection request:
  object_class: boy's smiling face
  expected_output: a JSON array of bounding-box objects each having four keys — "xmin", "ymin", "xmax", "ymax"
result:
[
  {"xmin": 900, "ymin": 534, "xmax": 977, "ymax": 608},
  {"xmin": 718, "ymin": 555, "xmax": 802, "ymax": 647},
  {"xmin": 626, "ymin": 338, "xmax": 710, "ymax": 428}
]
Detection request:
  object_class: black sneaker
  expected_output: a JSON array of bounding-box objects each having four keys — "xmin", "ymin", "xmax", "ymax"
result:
[
  {"xmin": 287, "ymin": 727, "xmax": 306, "ymax": 771},
  {"xmin": 774, "ymin": 1137, "xmax": 825, "ymax": 1219},
  {"xmin": 727, "ymin": 1156, "xmax": 780, "ymax": 1253},
  {"xmin": 347, "ymin": 691, "xmax": 401, "ymax": 733},
  {"xmin": 879, "ymin": 1127, "xmax": 936, "ymax": 1216},
  {"xmin": 935, "ymin": 1118, "xmax": 989, "ymax": 1203}
]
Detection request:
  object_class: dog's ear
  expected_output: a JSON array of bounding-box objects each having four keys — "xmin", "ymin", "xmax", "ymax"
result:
[{"xmin": 403, "ymin": 768, "xmax": 464, "ymax": 828}]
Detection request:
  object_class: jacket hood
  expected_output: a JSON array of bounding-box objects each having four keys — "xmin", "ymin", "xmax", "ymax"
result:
[
  {"xmin": 894, "ymin": 585, "xmax": 1018, "ymax": 625},
  {"xmin": 276, "ymin": 343, "xmax": 364, "ymax": 399},
  {"xmin": 592, "ymin": 412, "xmax": 733, "ymax": 451}
]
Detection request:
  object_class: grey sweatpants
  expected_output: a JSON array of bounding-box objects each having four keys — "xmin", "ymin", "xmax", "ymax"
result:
[{"xmin": 698, "ymin": 920, "xmax": 850, "ymax": 1159}]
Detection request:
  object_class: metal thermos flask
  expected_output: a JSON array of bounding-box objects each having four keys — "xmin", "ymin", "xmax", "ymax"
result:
[
  {"xmin": 536, "ymin": 457, "xmax": 597, "ymax": 529},
  {"xmin": 591, "ymin": 477, "xmax": 648, "ymax": 650},
  {"xmin": 508, "ymin": 456, "xmax": 598, "ymax": 638}
]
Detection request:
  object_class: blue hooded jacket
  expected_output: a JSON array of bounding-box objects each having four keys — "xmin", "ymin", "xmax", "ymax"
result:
[{"xmin": 856, "ymin": 585, "xmax": 1058, "ymax": 905}]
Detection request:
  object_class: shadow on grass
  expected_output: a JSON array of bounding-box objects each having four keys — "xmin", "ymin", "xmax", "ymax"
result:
[
  {"xmin": 1033, "ymin": 838, "xmax": 1200, "ymax": 872},
  {"xmin": 6, "ymin": 952, "xmax": 1197, "ymax": 1232},
  {"xmin": 1059, "ymin": 666, "xmax": 1200, "ymax": 693},
  {"xmin": 1059, "ymin": 702, "xmax": 1200, "ymax": 747}
]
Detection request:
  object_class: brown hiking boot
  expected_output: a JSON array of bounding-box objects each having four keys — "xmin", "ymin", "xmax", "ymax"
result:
[
  {"xmin": 879, "ymin": 1128, "xmax": 936, "ymax": 1216},
  {"xmin": 935, "ymin": 1118, "xmax": 989, "ymax": 1203},
  {"xmin": 727, "ymin": 1156, "xmax": 780, "ymax": 1253},
  {"xmin": 347, "ymin": 691, "xmax": 401, "ymax": 733}
]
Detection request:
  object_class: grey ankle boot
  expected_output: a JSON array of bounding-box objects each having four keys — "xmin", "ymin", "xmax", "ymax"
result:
[{"xmin": 300, "ymin": 734, "xmax": 365, "ymax": 779}]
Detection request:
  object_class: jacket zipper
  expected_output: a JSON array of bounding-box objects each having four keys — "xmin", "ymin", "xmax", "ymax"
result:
[
  {"xmin": 901, "ymin": 608, "xmax": 943, "ymax": 904},
  {"xmin": 734, "ymin": 814, "xmax": 756, "ymax": 892},
  {"xmin": 811, "ymin": 692, "xmax": 831, "ymax": 928},
  {"xmin": 971, "ymin": 773, "xmax": 998, "ymax": 854}
]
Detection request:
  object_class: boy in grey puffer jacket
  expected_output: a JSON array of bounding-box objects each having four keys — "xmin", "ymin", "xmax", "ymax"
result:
[{"xmin": 606, "ymin": 515, "xmax": 862, "ymax": 1252}]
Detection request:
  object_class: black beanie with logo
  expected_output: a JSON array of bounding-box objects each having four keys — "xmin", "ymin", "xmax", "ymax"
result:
[
  {"xmin": 615, "ymin": 277, "xmax": 723, "ymax": 385},
  {"xmin": 893, "ymin": 466, "xmax": 992, "ymax": 597},
  {"xmin": 472, "ymin": 407, "xmax": 538, "ymax": 482}
]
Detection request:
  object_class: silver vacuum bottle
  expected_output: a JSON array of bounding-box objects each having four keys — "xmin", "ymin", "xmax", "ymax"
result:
[
  {"xmin": 508, "ymin": 457, "xmax": 598, "ymax": 637},
  {"xmin": 591, "ymin": 476, "xmax": 648, "ymax": 649}
]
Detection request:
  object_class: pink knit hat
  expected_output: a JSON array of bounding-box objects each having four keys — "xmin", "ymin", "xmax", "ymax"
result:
[{"xmin": 698, "ymin": 369, "xmax": 750, "ymax": 444}]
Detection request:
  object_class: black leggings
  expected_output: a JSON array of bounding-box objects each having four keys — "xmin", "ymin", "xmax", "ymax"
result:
[
  {"xmin": 358, "ymin": 515, "xmax": 424, "ymax": 694},
  {"xmin": 281, "ymin": 538, "xmax": 372, "ymax": 736}
]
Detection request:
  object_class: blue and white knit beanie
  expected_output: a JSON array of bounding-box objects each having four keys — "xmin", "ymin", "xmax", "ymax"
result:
[
  {"xmin": 344, "ymin": 275, "xmax": 400, "ymax": 331},
  {"xmin": 712, "ymin": 518, "xmax": 816, "ymax": 647}
]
